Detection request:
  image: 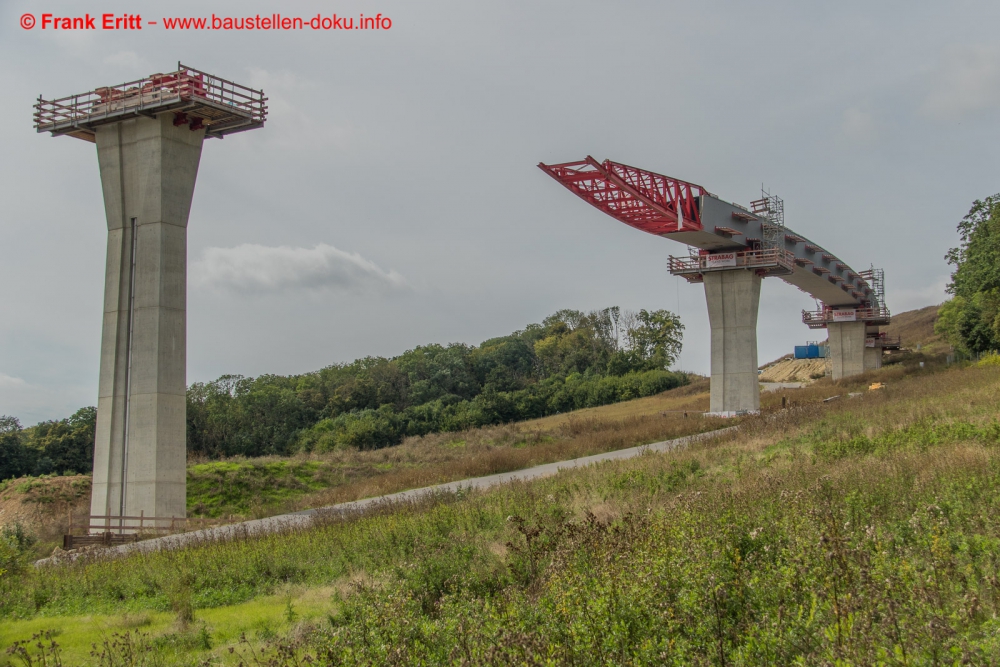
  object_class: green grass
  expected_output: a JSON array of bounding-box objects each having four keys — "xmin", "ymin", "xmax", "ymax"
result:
[
  {"xmin": 186, "ymin": 459, "xmax": 337, "ymax": 517},
  {"xmin": 0, "ymin": 587, "xmax": 336, "ymax": 665},
  {"xmin": 5, "ymin": 361, "xmax": 1000, "ymax": 664}
]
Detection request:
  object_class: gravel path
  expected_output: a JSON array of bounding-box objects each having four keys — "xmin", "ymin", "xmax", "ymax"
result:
[{"xmin": 39, "ymin": 425, "xmax": 735, "ymax": 565}]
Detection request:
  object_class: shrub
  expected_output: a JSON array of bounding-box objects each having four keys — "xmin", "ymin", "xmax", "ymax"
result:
[{"xmin": 0, "ymin": 523, "xmax": 36, "ymax": 579}]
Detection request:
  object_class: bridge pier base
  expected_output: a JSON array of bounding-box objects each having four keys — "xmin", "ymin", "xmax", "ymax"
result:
[
  {"xmin": 828, "ymin": 321, "xmax": 882, "ymax": 381},
  {"xmin": 864, "ymin": 326, "xmax": 883, "ymax": 373},
  {"xmin": 704, "ymin": 269, "xmax": 761, "ymax": 415}
]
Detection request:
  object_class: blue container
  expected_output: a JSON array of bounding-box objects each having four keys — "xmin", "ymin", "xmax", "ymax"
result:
[{"xmin": 794, "ymin": 345, "xmax": 821, "ymax": 359}]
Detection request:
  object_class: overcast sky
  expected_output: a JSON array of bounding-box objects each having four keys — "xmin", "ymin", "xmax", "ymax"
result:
[{"xmin": 2, "ymin": 0, "xmax": 998, "ymax": 424}]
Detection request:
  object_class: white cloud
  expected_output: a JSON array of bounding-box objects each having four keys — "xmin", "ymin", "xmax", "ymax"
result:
[
  {"xmin": 922, "ymin": 45, "xmax": 1000, "ymax": 119},
  {"xmin": 841, "ymin": 106, "xmax": 877, "ymax": 142},
  {"xmin": 191, "ymin": 243, "xmax": 407, "ymax": 295},
  {"xmin": 0, "ymin": 373, "xmax": 26, "ymax": 389}
]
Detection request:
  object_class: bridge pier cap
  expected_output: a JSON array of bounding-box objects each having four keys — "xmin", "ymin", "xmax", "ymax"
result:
[
  {"xmin": 538, "ymin": 157, "xmax": 891, "ymax": 402},
  {"xmin": 34, "ymin": 64, "xmax": 267, "ymax": 530}
]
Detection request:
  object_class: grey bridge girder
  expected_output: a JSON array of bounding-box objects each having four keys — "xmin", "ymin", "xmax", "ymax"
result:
[{"xmin": 666, "ymin": 195, "xmax": 873, "ymax": 309}]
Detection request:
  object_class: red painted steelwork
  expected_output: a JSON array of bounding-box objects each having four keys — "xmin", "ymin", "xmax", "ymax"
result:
[{"xmin": 538, "ymin": 157, "xmax": 709, "ymax": 235}]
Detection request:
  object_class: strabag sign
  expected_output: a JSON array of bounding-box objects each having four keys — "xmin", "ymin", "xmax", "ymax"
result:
[
  {"xmin": 832, "ymin": 309, "xmax": 857, "ymax": 322},
  {"xmin": 705, "ymin": 252, "xmax": 737, "ymax": 268}
]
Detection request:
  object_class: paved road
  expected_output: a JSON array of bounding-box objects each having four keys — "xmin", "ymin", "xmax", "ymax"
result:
[{"xmin": 39, "ymin": 426, "xmax": 735, "ymax": 565}]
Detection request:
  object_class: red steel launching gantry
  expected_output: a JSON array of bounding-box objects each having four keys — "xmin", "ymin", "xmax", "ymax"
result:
[{"xmin": 538, "ymin": 157, "xmax": 710, "ymax": 235}]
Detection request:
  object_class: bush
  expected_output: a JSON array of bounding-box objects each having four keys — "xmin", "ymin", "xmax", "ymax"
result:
[
  {"xmin": 0, "ymin": 523, "xmax": 36, "ymax": 579},
  {"xmin": 295, "ymin": 370, "xmax": 689, "ymax": 451},
  {"xmin": 977, "ymin": 351, "xmax": 1000, "ymax": 367}
]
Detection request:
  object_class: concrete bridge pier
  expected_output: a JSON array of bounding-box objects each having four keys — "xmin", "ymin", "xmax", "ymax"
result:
[
  {"xmin": 90, "ymin": 115, "xmax": 205, "ymax": 525},
  {"xmin": 864, "ymin": 326, "xmax": 883, "ymax": 373},
  {"xmin": 828, "ymin": 321, "xmax": 882, "ymax": 381},
  {"xmin": 704, "ymin": 269, "xmax": 762, "ymax": 415}
]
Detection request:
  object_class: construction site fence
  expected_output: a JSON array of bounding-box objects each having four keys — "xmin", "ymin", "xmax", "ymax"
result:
[
  {"xmin": 949, "ymin": 349, "xmax": 1000, "ymax": 364},
  {"xmin": 63, "ymin": 513, "xmax": 230, "ymax": 550}
]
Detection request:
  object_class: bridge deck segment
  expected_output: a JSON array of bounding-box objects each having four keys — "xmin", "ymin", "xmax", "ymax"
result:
[{"xmin": 539, "ymin": 157, "xmax": 884, "ymax": 313}]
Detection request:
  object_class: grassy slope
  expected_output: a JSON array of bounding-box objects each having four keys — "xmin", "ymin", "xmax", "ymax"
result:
[
  {"xmin": 185, "ymin": 377, "xmax": 721, "ymax": 519},
  {"xmin": 883, "ymin": 303, "xmax": 945, "ymax": 353},
  {"xmin": 4, "ymin": 354, "xmax": 998, "ymax": 664},
  {"xmin": 3, "ymin": 379, "xmax": 721, "ymax": 548},
  {"xmin": 5, "ymin": 304, "xmax": 943, "ymax": 533}
]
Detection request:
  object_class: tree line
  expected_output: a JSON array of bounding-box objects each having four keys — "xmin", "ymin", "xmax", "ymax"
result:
[
  {"xmin": 0, "ymin": 408, "xmax": 96, "ymax": 482},
  {"xmin": 1, "ymin": 307, "xmax": 687, "ymax": 481},
  {"xmin": 937, "ymin": 194, "xmax": 1000, "ymax": 354}
]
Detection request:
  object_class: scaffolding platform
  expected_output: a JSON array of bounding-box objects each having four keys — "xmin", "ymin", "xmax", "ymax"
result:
[
  {"xmin": 668, "ymin": 248, "xmax": 795, "ymax": 283},
  {"xmin": 871, "ymin": 334, "xmax": 902, "ymax": 350},
  {"xmin": 801, "ymin": 306, "xmax": 892, "ymax": 329},
  {"xmin": 33, "ymin": 63, "xmax": 267, "ymax": 142}
]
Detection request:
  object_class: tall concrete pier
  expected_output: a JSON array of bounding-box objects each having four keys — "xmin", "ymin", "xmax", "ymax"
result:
[
  {"xmin": 90, "ymin": 116, "xmax": 204, "ymax": 520},
  {"xmin": 35, "ymin": 65, "xmax": 266, "ymax": 529},
  {"xmin": 705, "ymin": 270, "xmax": 761, "ymax": 414}
]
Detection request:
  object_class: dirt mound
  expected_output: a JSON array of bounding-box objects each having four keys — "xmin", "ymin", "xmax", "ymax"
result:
[
  {"xmin": 759, "ymin": 358, "xmax": 828, "ymax": 383},
  {"xmin": 0, "ymin": 475, "xmax": 92, "ymax": 546}
]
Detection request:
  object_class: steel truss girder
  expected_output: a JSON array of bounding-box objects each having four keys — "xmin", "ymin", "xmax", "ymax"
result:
[{"xmin": 538, "ymin": 156, "xmax": 709, "ymax": 235}]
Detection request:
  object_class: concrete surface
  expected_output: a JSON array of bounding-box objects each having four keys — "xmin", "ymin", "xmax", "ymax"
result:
[
  {"xmin": 864, "ymin": 329, "xmax": 883, "ymax": 372},
  {"xmin": 90, "ymin": 115, "xmax": 205, "ymax": 523},
  {"xmin": 704, "ymin": 269, "xmax": 761, "ymax": 413},
  {"xmin": 760, "ymin": 382, "xmax": 806, "ymax": 392},
  {"xmin": 828, "ymin": 321, "xmax": 865, "ymax": 381},
  {"xmin": 40, "ymin": 426, "xmax": 735, "ymax": 565},
  {"xmin": 828, "ymin": 321, "xmax": 884, "ymax": 380}
]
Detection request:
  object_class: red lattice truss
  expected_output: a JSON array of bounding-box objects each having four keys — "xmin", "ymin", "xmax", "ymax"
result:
[{"xmin": 538, "ymin": 157, "xmax": 709, "ymax": 235}]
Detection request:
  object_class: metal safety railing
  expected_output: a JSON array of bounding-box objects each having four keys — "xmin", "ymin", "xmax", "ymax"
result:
[
  {"xmin": 34, "ymin": 63, "xmax": 267, "ymax": 137},
  {"xmin": 62, "ymin": 512, "xmax": 228, "ymax": 550},
  {"xmin": 801, "ymin": 306, "xmax": 892, "ymax": 328},
  {"xmin": 867, "ymin": 334, "xmax": 902, "ymax": 349},
  {"xmin": 668, "ymin": 248, "xmax": 796, "ymax": 275}
]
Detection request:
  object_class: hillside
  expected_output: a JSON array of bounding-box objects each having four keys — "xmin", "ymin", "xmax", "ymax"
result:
[
  {"xmin": 0, "ymin": 306, "xmax": 944, "ymax": 555},
  {"xmin": 883, "ymin": 303, "xmax": 945, "ymax": 353},
  {"xmin": 0, "ymin": 476, "xmax": 90, "ymax": 547},
  {"xmin": 2, "ymin": 379, "xmax": 722, "ymax": 554},
  {"xmin": 3, "ymin": 350, "xmax": 991, "ymax": 663},
  {"xmin": 1, "ymin": 307, "xmax": 690, "ymax": 486}
]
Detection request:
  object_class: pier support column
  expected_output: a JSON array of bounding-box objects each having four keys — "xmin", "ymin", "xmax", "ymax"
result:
[
  {"xmin": 704, "ymin": 269, "xmax": 761, "ymax": 415},
  {"xmin": 864, "ymin": 326, "xmax": 882, "ymax": 372},
  {"xmin": 90, "ymin": 115, "xmax": 205, "ymax": 526},
  {"xmin": 827, "ymin": 321, "xmax": 867, "ymax": 381}
]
